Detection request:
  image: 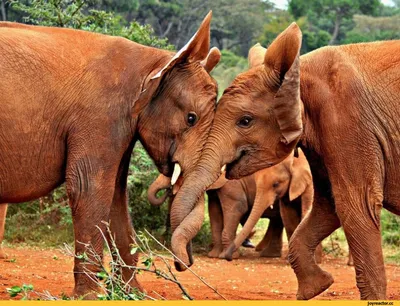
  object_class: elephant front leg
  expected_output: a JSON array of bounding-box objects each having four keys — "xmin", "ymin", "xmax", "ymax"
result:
[
  {"xmin": 219, "ymin": 203, "xmax": 243, "ymax": 259},
  {"xmin": 207, "ymin": 190, "xmax": 224, "ymax": 258},
  {"xmin": 0, "ymin": 204, "xmax": 8, "ymax": 259},
  {"xmin": 288, "ymin": 193, "xmax": 340, "ymax": 300},
  {"xmin": 66, "ymin": 151, "xmax": 121, "ymax": 298},
  {"xmin": 258, "ymin": 216, "xmax": 284, "ymax": 258},
  {"xmin": 106, "ymin": 151, "xmax": 142, "ymax": 292}
]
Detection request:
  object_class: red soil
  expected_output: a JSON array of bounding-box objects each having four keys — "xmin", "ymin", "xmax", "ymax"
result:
[{"xmin": 0, "ymin": 246, "xmax": 399, "ymax": 300}]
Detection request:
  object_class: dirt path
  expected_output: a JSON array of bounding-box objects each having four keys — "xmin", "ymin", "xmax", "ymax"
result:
[{"xmin": 0, "ymin": 246, "xmax": 399, "ymax": 300}]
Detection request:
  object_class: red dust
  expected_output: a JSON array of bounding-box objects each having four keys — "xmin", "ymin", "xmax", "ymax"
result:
[{"xmin": 0, "ymin": 246, "xmax": 399, "ymax": 300}]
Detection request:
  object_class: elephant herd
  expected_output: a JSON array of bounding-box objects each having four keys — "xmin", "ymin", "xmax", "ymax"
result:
[{"xmin": 0, "ymin": 11, "xmax": 399, "ymax": 300}]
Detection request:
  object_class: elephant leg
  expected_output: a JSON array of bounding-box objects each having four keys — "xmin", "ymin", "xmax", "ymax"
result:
[
  {"xmin": 219, "ymin": 200, "xmax": 244, "ymax": 259},
  {"xmin": 66, "ymin": 146, "xmax": 121, "ymax": 298},
  {"xmin": 280, "ymin": 197, "xmax": 301, "ymax": 242},
  {"xmin": 336, "ymin": 190, "xmax": 386, "ymax": 299},
  {"xmin": 259, "ymin": 217, "xmax": 284, "ymax": 258},
  {"xmin": 0, "ymin": 204, "xmax": 8, "ymax": 259},
  {"xmin": 106, "ymin": 146, "xmax": 142, "ymax": 291},
  {"xmin": 288, "ymin": 192, "xmax": 340, "ymax": 300},
  {"xmin": 207, "ymin": 190, "xmax": 224, "ymax": 258},
  {"xmin": 255, "ymin": 225, "xmax": 270, "ymax": 251},
  {"xmin": 280, "ymin": 197, "xmax": 322, "ymax": 263}
]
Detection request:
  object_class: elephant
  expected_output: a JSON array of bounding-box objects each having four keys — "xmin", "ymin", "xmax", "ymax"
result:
[
  {"xmin": 223, "ymin": 148, "xmax": 323, "ymax": 262},
  {"xmin": 171, "ymin": 22, "xmax": 400, "ymax": 300},
  {"xmin": 0, "ymin": 12, "xmax": 221, "ymax": 297}
]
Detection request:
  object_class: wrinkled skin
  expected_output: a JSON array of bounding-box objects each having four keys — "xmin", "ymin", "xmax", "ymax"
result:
[
  {"xmin": 224, "ymin": 149, "xmax": 322, "ymax": 264},
  {"xmin": 0, "ymin": 13, "xmax": 220, "ymax": 298},
  {"xmin": 0, "ymin": 204, "xmax": 7, "ymax": 259},
  {"xmin": 173, "ymin": 22, "xmax": 400, "ymax": 300}
]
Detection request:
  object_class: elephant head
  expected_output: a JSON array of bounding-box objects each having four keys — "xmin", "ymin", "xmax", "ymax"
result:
[
  {"xmin": 225, "ymin": 148, "xmax": 312, "ymax": 260},
  {"xmin": 133, "ymin": 12, "xmax": 222, "ymax": 269},
  {"xmin": 170, "ymin": 23, "xmax": 303, "ymax": 270}
]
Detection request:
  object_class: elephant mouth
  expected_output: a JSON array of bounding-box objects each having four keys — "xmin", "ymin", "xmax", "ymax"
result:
[{"xmin": 225, "ymin": 149, "xmax": 247, "ymax": 179}]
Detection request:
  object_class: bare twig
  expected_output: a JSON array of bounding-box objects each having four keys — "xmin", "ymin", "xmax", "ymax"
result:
[{"xmin": 144, "ymin": 229, "xmax": 227, "ymax": 300}]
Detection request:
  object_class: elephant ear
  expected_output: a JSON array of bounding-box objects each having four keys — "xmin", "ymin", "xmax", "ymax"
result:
[
  {"xmin": 201, "ymin": 47, "xmax": 221, "ymax": 72},
  {"xmin": 248, "ymin": 43, "xmax": 267, "ymax": 68},
  {"xmin": 133, "ymin": 11, "xmax": 213, "ymax": 116},
  {"xmin": 289, "ymin": 148, "xmax": 312, "ymax": 201},
  {"xmin": 264, "ymin": 22, "xmax": 303, "ymax": 145}
]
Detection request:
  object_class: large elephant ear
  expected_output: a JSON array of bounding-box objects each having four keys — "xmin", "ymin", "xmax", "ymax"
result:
[
  {"xmin": 288, "ymin": 148, "xmax": 312, "ymax": 201},
  {"xmin": 264, "ymin": 22, "xmax": 302, "ymax": 145},
  {"xmin": 248, "ymin": 43, "xmax": 267, "ymax": 68},
  {"xmin": 133, "ymin": 11, "xmax": 213, "ymax": 115}
]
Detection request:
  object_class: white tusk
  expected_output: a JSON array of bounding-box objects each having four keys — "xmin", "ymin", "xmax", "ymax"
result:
[
  {"xmin": 270, "ymin": 205, "xmax": 274, "ymax": 210},
  {"xmin": 221, "ymin": 164, "xmax": 226, "ymax": 172},
  {"xmin": 171, "ymin": 163, "xmax": 181, "ymax": 186}
]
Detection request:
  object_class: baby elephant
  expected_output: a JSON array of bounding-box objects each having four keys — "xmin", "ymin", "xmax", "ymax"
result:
[{"xmin": 224, "ymin": 148, "xmax": 323, "ymax": 262}]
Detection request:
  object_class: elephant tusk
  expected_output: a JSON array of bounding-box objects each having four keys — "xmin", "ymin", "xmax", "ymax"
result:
[
  {"xmin": 270, "ymin": 205, "xmax": 274, "ymax": 209},
  {"xmin": 221, "ymin": 164, "xmax": 226, "ymax": 172},
  {"xmin": 171, "ymin": 163, "xmax": 181, "ymax": 186}
]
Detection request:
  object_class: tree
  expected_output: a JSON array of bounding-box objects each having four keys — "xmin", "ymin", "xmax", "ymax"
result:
[
  {"xmin": 289, "ymin": 0, "xmax": 380, "ymax": 45},
  {"xmin": 131, "ymin": 0, "xmax": 274, "ymax": 57},
  {"xmin": 343, "ymin": 14, "xmax": 400, "ymax": 43}
]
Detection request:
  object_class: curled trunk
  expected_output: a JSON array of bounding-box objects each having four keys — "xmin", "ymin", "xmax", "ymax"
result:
[{"xmin": 147, "ymin": 174, "xmax": 171, "ymax": 206}]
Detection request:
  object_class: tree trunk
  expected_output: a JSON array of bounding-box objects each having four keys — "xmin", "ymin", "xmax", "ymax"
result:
[
  {"xmin": 0, "ymin": 0, "xmax": 6, "ymax": 21},
  {"xmin": 328, "ymin": 13, "xmax": 341, "ymax": 45}
]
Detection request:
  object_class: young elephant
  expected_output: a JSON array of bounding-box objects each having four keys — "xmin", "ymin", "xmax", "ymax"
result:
[
  {"xmin": 173, "ymin": 23, "xmax": 398, "ymax": 299},
  {"xmin": 0, "ymin": 13, "xmax": 220, "ymax": 297},
  {"xmin": 224, "ymin": 148, "xmax": 320, "ymax": 261}
]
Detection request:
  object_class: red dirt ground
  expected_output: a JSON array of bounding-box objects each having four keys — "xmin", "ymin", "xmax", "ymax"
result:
[{"xmin": 0, "ymin": 246, "xmax": 399, "ymax": 300}]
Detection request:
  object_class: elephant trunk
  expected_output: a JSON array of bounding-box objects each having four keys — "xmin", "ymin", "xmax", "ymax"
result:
[
  {"xmin": 225, "ymin": 189, "xmax": 275, "ymax": 261},
  {"xmin": 147, "ymin": 174, "xmax": 171, "ymax": 206},
  {"xmin": 170, "ymin": 126, "xmax": 233, "ymax": 271}
]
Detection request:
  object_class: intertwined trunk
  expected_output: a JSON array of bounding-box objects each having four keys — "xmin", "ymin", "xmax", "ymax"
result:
[{"xmin": 170, "ymin": 125, "xmax": 233, "ymax": 270}]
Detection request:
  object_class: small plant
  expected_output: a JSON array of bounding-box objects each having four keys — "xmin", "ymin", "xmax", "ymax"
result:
[
  {"xmin": 58, "ymin": 222, "xmax": 226, "ymax": 300},
  {"xmin": 7, "ymin": 284, "xmax": 34, "ymax": 300}
]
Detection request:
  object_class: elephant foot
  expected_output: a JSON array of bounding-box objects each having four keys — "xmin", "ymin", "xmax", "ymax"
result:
[
  {"xmin": 259, "ymin": 245, "xmax": 282, "ymax": 258},
  {"xmin": 296, "ymin": 269, "xmax": 334, "ymax": 300},
  {"xmin": 208, "ymin": 247, "xmax": 223, "ymax": 258},
  {"xmin": 219, "ymin": 249, "xmax": 239, "ymax": 260}
]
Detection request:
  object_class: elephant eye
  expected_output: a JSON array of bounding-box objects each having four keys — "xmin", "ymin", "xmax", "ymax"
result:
[
  {"xmin": 187, "ymin": 112, "xmax": 198, "ymax": 126},
  {"xmin": 237, "ymin": 115, "xmax": 253, "ymax": 128},
  {"xmin": 273, "ymin": 182, "xmax": 280, "ymax": 188}
]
